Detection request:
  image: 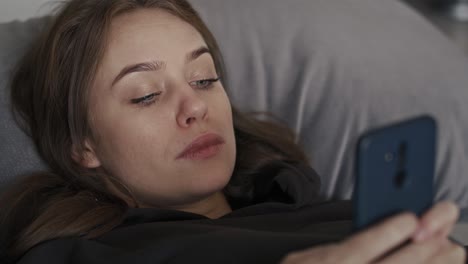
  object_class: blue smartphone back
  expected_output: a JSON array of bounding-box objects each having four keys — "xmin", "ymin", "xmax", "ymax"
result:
[{"xmin": 353, "ymin": 116, "xmax": 437, "ymax": 231}]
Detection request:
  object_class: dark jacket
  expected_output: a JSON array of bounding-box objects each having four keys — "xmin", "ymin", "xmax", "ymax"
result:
[{"xmin": 17, "ymin": 161, "xmax": 352, "ymax": 264}]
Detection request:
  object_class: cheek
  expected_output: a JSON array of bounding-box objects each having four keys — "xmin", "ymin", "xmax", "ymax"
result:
[
  {"xmin": 92, "ymin": 104, "xmax": 172, "ymax": 172},
  {"xmin": 112, "ymin": 122, "xmax": 168, "ymax": 157},
  {"xmin": 214, "ymin": 89, "xmax": 236, "ymax": 157},
  {"xmin": 213, "ymin": 88, "xmax": 232, "ymax": 120}
]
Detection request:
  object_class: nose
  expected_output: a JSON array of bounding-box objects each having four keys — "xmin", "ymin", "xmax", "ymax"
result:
[{"xmin": 176, "ymin": 86, "xmax": 208, "ymax": 128}]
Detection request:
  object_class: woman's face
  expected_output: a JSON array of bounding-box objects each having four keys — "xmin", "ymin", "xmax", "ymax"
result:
[{"xmin": 84, "ymin": 9, "xmax": 236, "ymax": 208}]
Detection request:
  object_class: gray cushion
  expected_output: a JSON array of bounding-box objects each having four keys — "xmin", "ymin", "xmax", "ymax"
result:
[
  {"xmin": 0, "ymin": 17, "xmax": 50, "ymax": 193},
  {"xmin": 1, "ymin": 0, "xmax": 468, "ymax": 206}
]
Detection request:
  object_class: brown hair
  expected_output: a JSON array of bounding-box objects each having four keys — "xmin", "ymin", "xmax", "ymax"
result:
[{"xmin": 0, "ymin": 0, "xmax": 308, "ymax": 261}]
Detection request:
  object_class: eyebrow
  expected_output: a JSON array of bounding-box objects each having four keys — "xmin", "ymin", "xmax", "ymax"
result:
[{"xmin": 111, "ymin": 46, "xmax": 211, "ymax": 87}]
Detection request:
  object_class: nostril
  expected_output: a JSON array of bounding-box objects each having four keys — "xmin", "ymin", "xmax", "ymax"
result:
[{"xmin": 186, "ymin": 117, "xmax": 195, "ymax": 124}]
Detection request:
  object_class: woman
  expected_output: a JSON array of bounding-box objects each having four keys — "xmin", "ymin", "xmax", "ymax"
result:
[{"xmin": 0, "ymin": 0, "xmax": 464, "ymax": 263}]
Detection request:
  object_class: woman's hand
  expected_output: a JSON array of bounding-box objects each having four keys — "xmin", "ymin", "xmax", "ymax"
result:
[{"xmin": 280, "ymin": 201, "xmax": 466, "ymax": 264}]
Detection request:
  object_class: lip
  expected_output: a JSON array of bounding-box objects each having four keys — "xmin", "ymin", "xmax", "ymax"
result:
[{"xmin": 176, "ymin": 132, "xmax": 225, "ymax": 160}]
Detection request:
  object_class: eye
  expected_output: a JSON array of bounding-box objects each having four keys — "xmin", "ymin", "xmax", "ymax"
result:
[
  {"xmin": 131, "ymin": 92, "xmax": 162, "ymax": 106},
  {"xmin": 190, "ymin": 77, "xmax": 220, "ymax": 89}
]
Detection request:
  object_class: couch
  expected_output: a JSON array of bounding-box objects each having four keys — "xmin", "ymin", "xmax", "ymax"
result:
[{"xmin": 1, "ymin": 0, "xmax": 468, "ymax": 209}]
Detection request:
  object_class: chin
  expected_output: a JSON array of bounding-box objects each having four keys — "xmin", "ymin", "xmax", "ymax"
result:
[
  {"xmin": 139, "ymin": 155, "xmax": 235, "ymax": 207},
  {"xmin": 185, "ymin": 147, "xmax": 235, "ymax": 194},
  {"xmin": 190, "ymin": 166, "xmax": 232, "ymax": 195}
]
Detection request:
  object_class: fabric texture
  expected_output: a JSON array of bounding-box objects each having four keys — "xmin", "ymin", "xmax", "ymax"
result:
[
  {"xmin": 1, "ymin": 0, "xmax": 468, "ymax": 206},
  {"xmin": 0, "ymin": 17, "xmax": 50, "ymax": 193},
  {"xmin": 10, "ymin": 161, "xmax": 352, "ymax": 264}
]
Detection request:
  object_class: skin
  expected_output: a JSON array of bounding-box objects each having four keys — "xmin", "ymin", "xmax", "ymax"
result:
[
  {"xmin": 281, "ymin": 202, "xmax": 466, "ymax": 263},
  {"xmin": 73, "ymin": 8, "xmax": 465, "ymax": 263},
  {"xmin": 78, "ymin": 9, "xmax": 236, "ymax": 219}
]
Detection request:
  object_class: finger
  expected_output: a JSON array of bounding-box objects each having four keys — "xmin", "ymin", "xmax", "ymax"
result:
[
  {"xmin": 413, "ymin": 201, "xmax": 459, "ymax": 242},
  {"xmin": 430, "ymin": 241, "xmax": 466, "ymax": 264},
  {"xmin": 377, "ymin": 238, "xmax": 445, "ymax": 264},
  {"xmin": 279, "ymin": 244, "xmax": 340, "ymax": 264},
  {"xmin": 343, "ymin": 212, "xmax": 419, "ymax": 263}
]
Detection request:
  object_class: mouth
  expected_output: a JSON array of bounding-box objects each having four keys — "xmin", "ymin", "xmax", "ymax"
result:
[{"xmin": 176, "ymin": 132, "xmax": 225, "ymax": 160}]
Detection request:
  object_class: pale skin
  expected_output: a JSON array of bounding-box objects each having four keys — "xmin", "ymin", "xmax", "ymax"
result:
[
  {"xmin": 73, "ymin": 8, "xmax": 465, "ymax": 263},
  {"xmin": 281, "ymin": 202, "xmax": 465, "ymax": 264},
  {"xmin": 78, "ymin": 9, "xmax": 236, "ymax": 219}
]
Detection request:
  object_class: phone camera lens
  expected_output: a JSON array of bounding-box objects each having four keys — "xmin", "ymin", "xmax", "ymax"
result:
[{"xmin": 385, "ymin": 152, "xmax": 394, "ymax": 162}]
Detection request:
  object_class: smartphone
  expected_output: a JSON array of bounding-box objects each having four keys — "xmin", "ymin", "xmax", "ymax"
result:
[{"xmin": 353, "ymin": 115, "xmax": 437, "ymax": 231}]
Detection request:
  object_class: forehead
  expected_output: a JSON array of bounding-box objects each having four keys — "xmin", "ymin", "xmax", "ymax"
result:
[{"xmin": 103, "ymin": 8, "xmax": 206, "ymax": 63}]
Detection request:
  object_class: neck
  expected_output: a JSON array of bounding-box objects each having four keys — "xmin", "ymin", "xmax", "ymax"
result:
[{"xmin": 175, "ymin": 191, "xmax": 233, "ymax": 219}]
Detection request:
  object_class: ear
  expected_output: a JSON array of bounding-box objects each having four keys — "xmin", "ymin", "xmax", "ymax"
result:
[{"xmin": 71, "ymin": 139, "xmax": 102, "ymax": 169}]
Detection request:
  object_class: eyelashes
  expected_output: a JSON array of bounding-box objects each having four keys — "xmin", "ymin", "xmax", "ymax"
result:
[
  {"xmin": 131, "ymin": 91, "xmax": 162, "ymax": 105},
  {"xmin": 131, "ymin": 77, "xmax": 220, "ymax": 107},
  {"xmin": 189, "ymin": 77, "xmax": 220, "ymax": 89}
]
